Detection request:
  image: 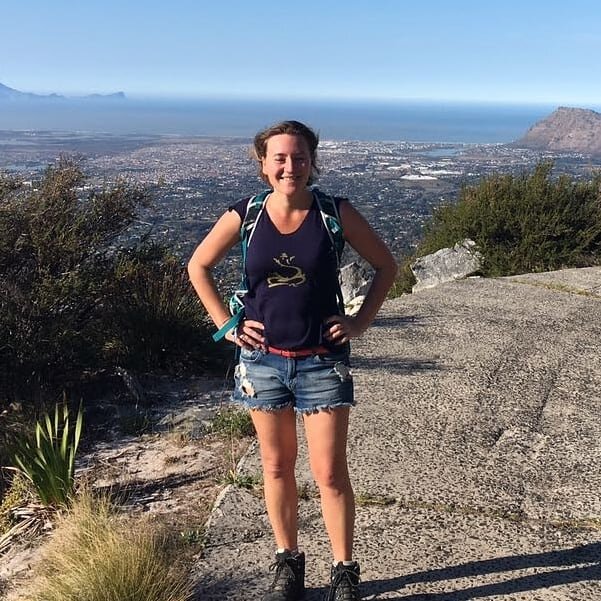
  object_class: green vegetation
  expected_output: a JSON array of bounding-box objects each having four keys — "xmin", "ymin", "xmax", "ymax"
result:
[
  {"xmin": 355, "ymin": 491, "xmax": 396, "ymax": 506},
  {"xmin": 391, "ymin": 162, "xmax": 601, "ymax": 294},
  {"xmin": 387, "ymin": 254, "xmax": 417, "ymax": 298},
  {"xmin": 0, "ymin": 473, "xmax": 31, "ymax": 537},
  {"xmin": 420, "ymin": 162, "xmax": 601, "ymax": 276},
  {"xmin": 211, "ymin": 408, "xmax": 255, "ymax": 438},
  {"xmin": 13, "ymin": 402, "xmax": 83, "ymax": 507},
  {"xmin": 0, "ymin": 160, "xmax": 217, "ymax": 406},
  {"xmin": 221, "ymin": 469, "xmax": 262, "ymax": 490},
  {"xmin": 179, "ymin": 527, "xmax": 206, "ymax": 546},
  {"xmin": 103, "ymin": 243, "xmax": 217, "ymax": 372},
  {"xmin": 23, "ymin": 492, "xmax": 192, "ymax": 601},
  {"xmin": 0, "ymin": 160, "xmax": 224, "ymax": 500}
]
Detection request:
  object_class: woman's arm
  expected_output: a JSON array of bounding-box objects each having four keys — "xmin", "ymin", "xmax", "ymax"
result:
[
  {"xmin": 187, "ymin": 210, "xmax": 242, "ymax": 338},
  {"xmin": 187, "ymin": 209, "xmax": 265, "ymax": 347},
  {"xmin": 323, "ymin": 200, "xmax": 398, "ymax": 344}
]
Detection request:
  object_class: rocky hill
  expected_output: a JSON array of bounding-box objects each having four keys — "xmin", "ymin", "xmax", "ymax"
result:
[{"xmin": 515, "ymin": 106, "xmax": 601, "ymax": 155}]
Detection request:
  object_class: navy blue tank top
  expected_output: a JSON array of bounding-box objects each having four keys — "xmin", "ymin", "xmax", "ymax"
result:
[{"xmin": 230, "ymin": 194, "xmax": 342, "ymax": 349}]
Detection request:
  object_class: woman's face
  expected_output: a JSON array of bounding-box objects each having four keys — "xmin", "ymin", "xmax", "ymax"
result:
[{"xmin": 261, "ymin": 134, "xmax": 312, "ymax": 195}]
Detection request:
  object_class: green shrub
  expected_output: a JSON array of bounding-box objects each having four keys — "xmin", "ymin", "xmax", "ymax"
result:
[
  {"xmin": 416, "ymin": 162, "xmax": 601, "ymax": 277},
  {"xmin": 23, "ymin": 492, "xmax": 192, "ymax": 601},
  {"xmin": 102, "ymin": 243, "xmax": 218, "ymax": 373},
  {"xmin": 0, "ymin": 404, "xmax": 30, "ymax": 496},
  {"xmin": 13, "ymin": 402, "xmax": 83, "ymax": 507},
  {"xmin": 0, "ymin": 160, "xmax": 216, "ymax": 401},
  {"xmin": 0, "ymin": 160, "xmax": 149, "ymax": 398}
]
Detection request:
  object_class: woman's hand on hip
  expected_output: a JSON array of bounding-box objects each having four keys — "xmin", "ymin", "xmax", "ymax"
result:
[
  {"xmin": 226, "ymin": 319, "xmax": 266, "ymax": 350},
  {"xmin": 323, "ymin": 315, "xmax": 364, "ymax": 345}
]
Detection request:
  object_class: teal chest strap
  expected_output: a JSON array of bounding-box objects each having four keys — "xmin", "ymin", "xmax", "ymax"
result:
[{"xmin": 212, "ymin": 311, "xmax": 243, "ymax": 342}]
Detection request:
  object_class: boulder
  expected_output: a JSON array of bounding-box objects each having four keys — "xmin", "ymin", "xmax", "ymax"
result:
[
  {"xmin": 340, "ymin": 261, "xmax": 371, "ymax": 306},
  {"xmin": 411, "ymin": 239, "xmax": 482, "ymax": 293}
]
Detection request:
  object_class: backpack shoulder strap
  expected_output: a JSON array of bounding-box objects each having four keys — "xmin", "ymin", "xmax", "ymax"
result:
[
  {"xmin": 240, "ymin": 190, "xmax": 271, "ymax": 252},
  {"xmin": 313, "ymin": 188, "xmax": 345, "ymax": 265},
  {"xmin": 313, "ymin": 188, "xmax": 347, "ymax": 314}
]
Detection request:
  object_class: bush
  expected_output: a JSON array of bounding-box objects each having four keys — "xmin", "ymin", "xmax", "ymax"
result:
[
  {"xmin": 416, "ymin": 161, "xmax": 601, "ymax": 277},
  {"xmin": 102, "ymin": 243, "xmax": 217, "ymax": 372},
  {"xmin": 0, "ymin": 473, "xmax": 32, "ymax": 537},
  {"xmin": 0, "ymin": 160, "xmax": 216, "ymax": 402},
  {"xmin": 0, "ymin": 160, "xmax": 148, "ymax": 398},
  {"xmin": 23, "ymin": 492, "xmax": 192, "ymax": 601}
]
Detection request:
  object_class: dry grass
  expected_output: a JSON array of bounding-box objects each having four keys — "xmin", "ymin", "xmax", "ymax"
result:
[{"xmin": 20, "ymin": 491, "xmax": 192, "ymax": 601}]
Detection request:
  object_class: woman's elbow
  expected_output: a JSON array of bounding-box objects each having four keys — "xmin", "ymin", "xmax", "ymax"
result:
[
  {"xmin": 187, "ymin": 252, "xmax": 210, "ymax": 281},
  {"xmin": 186, "ymin": 255, "xmax": 198, "ymax": 279}
]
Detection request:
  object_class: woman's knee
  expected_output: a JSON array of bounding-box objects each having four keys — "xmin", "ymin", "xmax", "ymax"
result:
[
  {"xmin": 311, "ymin": 462, "xmax": 351, "ymax": 492},
  {"xmin": 261, "ymin": 452, "xmax": 297, "ymax": 480}
]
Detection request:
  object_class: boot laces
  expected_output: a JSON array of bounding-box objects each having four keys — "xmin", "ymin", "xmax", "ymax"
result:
[
  {"xmin": 268, "ymin": 556, "xmax": 296, "ymax": 592},
  {"xmin": 329, "ymin": 565, "xmax": 360, "ymax": 601}
]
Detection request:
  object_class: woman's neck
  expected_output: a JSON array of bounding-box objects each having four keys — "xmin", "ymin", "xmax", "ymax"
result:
[{"xmin": 268, "ymin": 188, "xmax": 313, "ymax": 212}]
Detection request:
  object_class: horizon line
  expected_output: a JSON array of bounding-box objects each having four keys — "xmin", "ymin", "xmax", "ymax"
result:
[{"xmin": 3, "ymin": 82, "xmax": 600, "ymax": 110}]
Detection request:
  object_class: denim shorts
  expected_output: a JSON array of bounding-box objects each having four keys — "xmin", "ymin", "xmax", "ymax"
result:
[{"xmin": 232, "ymin": 347, "xmax": 355, "ymax": 414}]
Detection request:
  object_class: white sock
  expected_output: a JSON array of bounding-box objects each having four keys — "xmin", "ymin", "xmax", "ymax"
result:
[{"xmin": 333, "ymin": 559, "xmax": 356, "ymax": 566}]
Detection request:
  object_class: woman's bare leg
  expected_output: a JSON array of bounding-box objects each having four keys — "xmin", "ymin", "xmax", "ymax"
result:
[
  {"xmin": 303, "ymin": 407, "xmax": 354, "ymax": 561},
  {"xmin": 251, "ymin": 407, "xmax": 299, "ymax": 550}
]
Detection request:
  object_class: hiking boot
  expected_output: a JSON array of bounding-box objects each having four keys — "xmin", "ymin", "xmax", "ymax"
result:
[
  {"xmin": 324, "ymin": 561, "xmax": 361, "ymax": 601},
  {"xmin": 262, "ymin": 550, "xmax": 305, "ymax": 601}
]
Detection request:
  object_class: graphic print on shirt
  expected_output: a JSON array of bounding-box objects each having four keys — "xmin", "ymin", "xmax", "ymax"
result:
[{"xmin": 267, "ymin": 253, "xmax": 307, "ymax": 288}]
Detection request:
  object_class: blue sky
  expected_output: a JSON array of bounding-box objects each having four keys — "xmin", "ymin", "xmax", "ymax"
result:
[{"xmin": 2, "ymin": 0, "xmax": 600, "ymax": 106}]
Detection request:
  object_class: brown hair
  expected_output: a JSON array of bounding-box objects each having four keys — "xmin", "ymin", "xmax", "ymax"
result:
[{"xmin": 252, "ymin": 120, "xmax": 320, "ymax": 185}]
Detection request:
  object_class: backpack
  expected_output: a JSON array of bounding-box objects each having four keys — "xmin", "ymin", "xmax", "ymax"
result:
[{"xmin": 212, "ymin": 188, "xmax": 346, "ymax": 342}]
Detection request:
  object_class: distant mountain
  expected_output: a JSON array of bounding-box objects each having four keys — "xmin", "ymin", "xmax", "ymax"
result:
[
  {"xmin": 515, "ymin": 106, "xmax": 601, "ymax": 155},
  {"xmin": 0, "ymin": 82, "xmax": 125, "ymax": 101}
]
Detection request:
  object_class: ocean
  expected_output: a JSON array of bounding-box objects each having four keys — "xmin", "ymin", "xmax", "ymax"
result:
[{"xmin": 0, "ymin": 97, "xmax": 580, "ymax": 143}]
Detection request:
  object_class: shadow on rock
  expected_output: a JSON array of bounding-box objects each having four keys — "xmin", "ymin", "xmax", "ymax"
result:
[
  {"xmin": 364, "ymin": 541, "xmax": 601, "ymax": 599},
  {"xmin": 94, "ymin": 472, "xmax": 205, "ymax": 505},
  {"xmin": 194, "ymin": 580, "xmax": 333, "ymax": 601},
  {"xmin": 371, "ymin": 315, "xmax": 428, "ymax": 329},
  {"xmin": 353, "ymin": 355, "xmax": 442, "ymax": 373},
  {"xmin": 192, "ymin": 574, "xmax": 255, "ymax": 600}
]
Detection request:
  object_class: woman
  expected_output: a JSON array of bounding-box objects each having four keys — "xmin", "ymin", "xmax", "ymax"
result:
[{"xmin": 188, "ymin": 120, "xmax": 397, "ymax": 601}]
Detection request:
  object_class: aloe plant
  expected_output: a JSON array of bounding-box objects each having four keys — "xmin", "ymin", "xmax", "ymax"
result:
[{"xmin": 14, "ymin": 402, "xmax": 83, "ymax": 507}]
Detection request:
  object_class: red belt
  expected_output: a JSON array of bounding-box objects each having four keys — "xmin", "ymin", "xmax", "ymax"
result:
[{"xmin": 267, "ymin": 345, "xmax": 328, "ymax": 358}]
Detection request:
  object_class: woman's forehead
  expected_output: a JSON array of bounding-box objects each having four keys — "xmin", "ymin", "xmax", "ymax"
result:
[{"xmin": 265, "ymin": 134, "xmax": 310, "ymax": 155}]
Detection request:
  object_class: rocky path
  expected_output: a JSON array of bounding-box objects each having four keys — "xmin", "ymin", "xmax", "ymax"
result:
[{"xmin": 193, "ymin": 267, "xmax": 601, "ymax": 600}]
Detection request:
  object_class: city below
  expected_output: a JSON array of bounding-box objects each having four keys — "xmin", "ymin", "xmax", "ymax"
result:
[{"xmin": 1, "ymin": 130, "xmax": 600, "ymax": 266}]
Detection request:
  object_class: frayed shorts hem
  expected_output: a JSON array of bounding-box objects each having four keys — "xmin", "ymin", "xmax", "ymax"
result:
[{"xmin": 231, "ymin": 398, "xmax": 356, "ymax": 415}]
